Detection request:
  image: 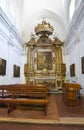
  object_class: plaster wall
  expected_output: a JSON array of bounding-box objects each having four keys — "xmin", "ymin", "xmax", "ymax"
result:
[
  {"xmin": 0, "ymin": 7, "xmax": 25, "ymax": 85},
  {"xmin": 64, "ymin": 0, "xmax": 84, "ymax": 94}
]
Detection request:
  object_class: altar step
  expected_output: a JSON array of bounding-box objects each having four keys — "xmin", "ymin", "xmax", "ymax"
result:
[{"xmin": 49, "ymin": 88, "xmax": 62, "ymax": 94}]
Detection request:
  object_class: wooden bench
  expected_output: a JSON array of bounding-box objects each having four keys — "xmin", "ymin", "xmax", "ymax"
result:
[
  {"xmin": 0, "ymin": 84, "xmax": 49, "ymax": 115},
  {"xmin": 0, "ymin": 84, "xmax": 50, "ymax": 99},
  {"xmin": 0, "ymin": 98, "xmax": 49, "ymax": 115}
]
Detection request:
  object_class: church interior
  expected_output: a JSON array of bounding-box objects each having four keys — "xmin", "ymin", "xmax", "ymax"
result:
[{"xmin": 0, "ymin": 0, "xmax": 84, "ymax": 129}]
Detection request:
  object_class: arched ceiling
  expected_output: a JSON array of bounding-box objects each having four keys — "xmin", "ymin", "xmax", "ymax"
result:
[
  {"xmin": 0, "ymin": 0, "xmax": 76, "ymax": 43},
  {"xmin": 17, "ymin": 0, "xmax": 71, "ymax": 42},
  {"xmin": 21, "ymin": 9, "xmax": 68, "ymax": 42}
]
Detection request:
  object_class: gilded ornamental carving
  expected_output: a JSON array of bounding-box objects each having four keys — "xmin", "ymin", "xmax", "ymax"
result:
[{"xmin": 24, "ymin": 20, "xmax": 66, "ymax": 89}]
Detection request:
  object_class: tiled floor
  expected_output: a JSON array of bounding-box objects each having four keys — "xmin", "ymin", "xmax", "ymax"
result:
[
  {"xmin": 55, "ymin": 94, "xmax": 84, "ymax": 117},
  {"xmin": 0, "ymin": 93, "xmax": 84, "ymax": 126},
  {"xmin": 0, "ymin": 122, "xmax": 84, "ymax": 130},
  {"xmin": 0, "ymin": 94, "xmax": 59, "ymax": 120}
]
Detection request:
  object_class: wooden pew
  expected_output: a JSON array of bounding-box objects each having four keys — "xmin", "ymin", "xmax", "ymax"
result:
[
  {"xmin": 0, "ymin": 84, "xmax": 49, "ymax": 115},
  {"xmin": 0, "ymin": 84, "xmax": 50, "ymax": 99},
  {"xmin": 0, "ymin": 98, "xmax": 49, "ymax": 115}
]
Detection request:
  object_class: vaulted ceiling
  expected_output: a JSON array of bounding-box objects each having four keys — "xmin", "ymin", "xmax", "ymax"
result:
[{"xmin": 0, "ymin": 0, "xmax": 76, "ymax": 43}]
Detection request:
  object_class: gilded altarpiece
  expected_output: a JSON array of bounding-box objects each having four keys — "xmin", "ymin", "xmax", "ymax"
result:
[{"xmin": 24, "ymin": 21, "xmax": 66, "ymax": 90}]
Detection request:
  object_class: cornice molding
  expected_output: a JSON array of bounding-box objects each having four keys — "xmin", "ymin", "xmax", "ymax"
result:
[
  {"xmin": 69, "ymin": 0, "xmax": 84, "ymax": 29},
  {"xmin": 65, "ymin": 0, "xmax": 84, "ymax": 45},
  {"xmin": 64, "ymin": 0, "xmax": 84, "ymax": 55},
  {"xmin": 0, "ymin": 29, "xmax": 9, "ymax": 41},
  {"xmin": 63, "ymin": 36, "xmax": 76, "ymax": 55},
  {"xmin": 0, "ymin": 7, "xmax": 23, "ymax": 48}
]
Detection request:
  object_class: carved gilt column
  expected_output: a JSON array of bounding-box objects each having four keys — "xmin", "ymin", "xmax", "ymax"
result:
[
  {"xmin": 54, "ymin": 38, "xmax": 63, "ymax": 72},
  {"xmin": 29, "ymin": 45, "xmax": 34, "ymax": 72}
]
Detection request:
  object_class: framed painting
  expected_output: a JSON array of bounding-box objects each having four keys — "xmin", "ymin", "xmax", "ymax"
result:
[
  {"xmin": 81, "ymin": 56, "xmax": 84, "ymax": 74},
  {"xmin": 13, "ymin": 65, "xmax": 20, "ymax": 77},
  {"xmin": 70, "ymin": 63, "xmax": 75, "ymax": 77},
  {"xmin": 0, "ymin": 58, "xmax": 6, "ymax": 75},
  {"xmin": 37, "ymin": 52, "xmax": 52, "ymax": 70}
]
